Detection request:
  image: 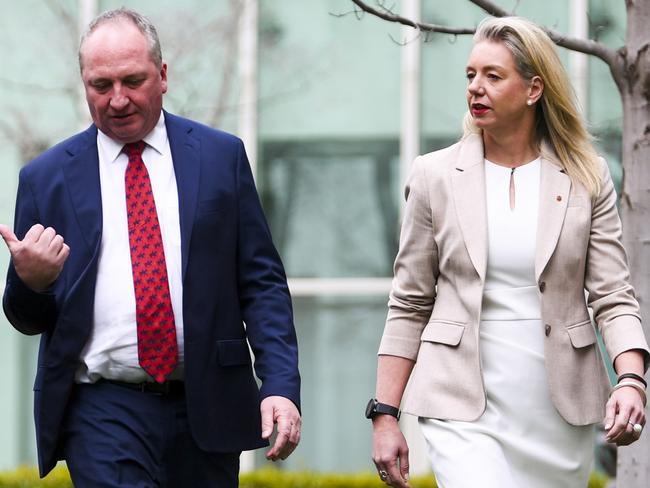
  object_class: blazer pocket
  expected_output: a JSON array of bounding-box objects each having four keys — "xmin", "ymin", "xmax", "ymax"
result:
[
  {"xmin": 566, "ymin": 319, "xmax": 597, "ymax": 348},
  {"xmin": 217, "ymin": 339, "xmax": 251, "ymax": 366},
  {"xmin": 421, "ymin": 320, "xmax": 466, "ymax": 346}
]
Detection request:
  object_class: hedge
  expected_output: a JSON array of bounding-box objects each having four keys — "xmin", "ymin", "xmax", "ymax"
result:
[{"xmin": 0, "ymin": 466, "xmax": 610, "ymax": 487}]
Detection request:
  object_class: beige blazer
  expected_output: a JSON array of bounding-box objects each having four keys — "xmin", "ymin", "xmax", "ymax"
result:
[{"xmin": 379, "ymin": 133, "xmax": 650, "ymax": 425}]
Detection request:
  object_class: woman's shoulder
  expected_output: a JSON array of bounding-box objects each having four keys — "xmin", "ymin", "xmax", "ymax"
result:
[
  {"xmin": 413, "ymin": 135, "xmax": 482, "ymax": 180},
  {"xmin": 415, "ymin": 139, "xmax": 464, "ymax": 173}
]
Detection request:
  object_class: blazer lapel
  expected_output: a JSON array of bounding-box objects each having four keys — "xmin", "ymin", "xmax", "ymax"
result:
[
  {"xmin": 535, "ymin": 153, "xmax": 571, "ymax": 281},
  {"xmin": 62, "ymin": 126, "xmax": 102, "ymax": 254},
  {"xmin": 165, "ymin": 112, "xmax": 200, "ymax": 281},
  {"xmin": 452, "ymin": 134, "xmax": 488, "ymax": 281}
]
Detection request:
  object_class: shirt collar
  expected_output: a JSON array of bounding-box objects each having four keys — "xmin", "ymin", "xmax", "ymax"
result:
[{"xmin": 97, "ymin": 111, "xmax": 168, "ymax": 163}]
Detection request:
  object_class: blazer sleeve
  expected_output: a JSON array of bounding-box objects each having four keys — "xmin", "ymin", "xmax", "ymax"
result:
[
  {"xmin": 232, "ymin": 140, "xmax": 300, "ymax": 409},
  {"xmin": 3, "ymin": 168, "xmax": 58, "ymax": 335},
  {"xmin": 378, "ymin": 156, "xmax": 440, "ymax": 360},
  {"xmin": 585, "ymin": 158, "xmax": 650, "ymax": 371}
]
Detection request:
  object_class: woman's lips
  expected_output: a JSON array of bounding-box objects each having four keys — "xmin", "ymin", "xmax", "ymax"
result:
[{"xmin": 471, "ymin": 103, "xmax": 490, "ymax": 116}]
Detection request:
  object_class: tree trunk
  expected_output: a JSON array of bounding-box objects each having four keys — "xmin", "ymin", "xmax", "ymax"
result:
[{"xmin": 617, "ymin": 1, "xmax": 650, "ymax": 486}]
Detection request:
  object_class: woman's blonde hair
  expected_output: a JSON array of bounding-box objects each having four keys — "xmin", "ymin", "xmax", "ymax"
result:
[{"xmin": 463, "ymin": 16, "xmax": 601, "ymax": 196}]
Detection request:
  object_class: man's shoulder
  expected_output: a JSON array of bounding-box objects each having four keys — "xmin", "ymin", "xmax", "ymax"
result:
[
  {"xmin": 165, "ymin": 112, "xmax": 243, "ymax": 148},
  {"xmin": 22, "ymin": 126, "xmax": 97, "ymax": 176}
]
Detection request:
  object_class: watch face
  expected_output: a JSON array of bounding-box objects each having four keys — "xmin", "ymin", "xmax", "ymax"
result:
[{"xmin": 365, "ymin": 398, "xmax": 377, "ymax": 419}]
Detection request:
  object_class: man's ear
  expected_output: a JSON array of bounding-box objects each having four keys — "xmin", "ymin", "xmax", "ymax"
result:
[{"xmin": 160, "ymin": 63, "xmax": 168, "ymax": 94}]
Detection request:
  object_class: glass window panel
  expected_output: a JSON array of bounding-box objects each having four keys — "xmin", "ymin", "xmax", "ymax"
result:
[
  {"xmin": 260, "ymin": 141, "xmax": 400, "ymax": 278},
  {"xmin": 258, "ymin": 0, "xmax": 402, "ymax": 140},
  {"xmin": 255, "ymin": 295, "xmax": 388, "ymax": 472}
]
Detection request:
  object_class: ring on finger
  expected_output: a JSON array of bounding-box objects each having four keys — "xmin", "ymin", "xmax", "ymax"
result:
[
  {"xmin": 628, "ymin": 421, "xmax": 643, "ymax": 436},
  {"xmin": 378, "ymin": 469, "xmax": 388, "ymax": 481}
]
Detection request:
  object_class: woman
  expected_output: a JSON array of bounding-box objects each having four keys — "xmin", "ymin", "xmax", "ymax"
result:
[{"xmin": 368, "ymin": 16, "xmax": 650, "ymax": 488}]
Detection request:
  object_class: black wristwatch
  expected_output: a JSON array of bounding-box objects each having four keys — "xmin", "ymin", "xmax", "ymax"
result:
[{"xmin": 365, "ymin": 398, "xmax": 401, "ymax": 420}]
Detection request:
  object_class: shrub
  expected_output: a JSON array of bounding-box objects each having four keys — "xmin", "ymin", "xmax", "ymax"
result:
[{"xmin": 0, "ymin": 466, "xmax": 610, "ymax": 487}]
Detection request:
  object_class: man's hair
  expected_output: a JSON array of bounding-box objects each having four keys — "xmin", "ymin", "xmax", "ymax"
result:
[{"xmin": 78, "ymin": 7, "xmax": 163, "ymax": 71}]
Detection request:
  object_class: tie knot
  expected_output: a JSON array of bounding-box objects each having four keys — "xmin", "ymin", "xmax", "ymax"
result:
[{"xmin": 123, "ymin": 141, "xmax": 146, "ymax": 159}]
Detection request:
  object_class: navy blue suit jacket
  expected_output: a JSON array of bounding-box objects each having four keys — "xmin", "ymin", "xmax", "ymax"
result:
[{"xmin": 2, "ymin": 112, "xmax": 300, "ymax": 476}]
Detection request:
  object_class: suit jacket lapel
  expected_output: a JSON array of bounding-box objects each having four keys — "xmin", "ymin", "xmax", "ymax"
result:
[
  {"xmin": 62, "ymin": 126, "xmax": 102, "ymax": 254},
  {"xmin": 452, "ymin": 134, "xmax": 488, "ymax": 281},
  {"xmin": 165, "ymin": 112, "xmax": 200, "ymax": 281},
  {"xmin": 535, "ymin": 151, "xmax": 571, "ymax": 281}
]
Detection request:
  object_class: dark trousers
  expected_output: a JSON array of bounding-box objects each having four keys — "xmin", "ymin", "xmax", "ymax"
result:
[{"xmin": 61, "ymin": 381, "xmax": 240, "ymax": 487}]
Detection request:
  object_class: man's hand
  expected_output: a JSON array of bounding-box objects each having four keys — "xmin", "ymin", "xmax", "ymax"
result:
[
  {"xmin": 261, "ymin": 395, "xmax": 301, "ymax": 461},
  {"xmin": 0, "ymin": 224, "xmax": 70, "ymax": 292}
]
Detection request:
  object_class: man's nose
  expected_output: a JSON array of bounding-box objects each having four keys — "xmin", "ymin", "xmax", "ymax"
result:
[{"xmin": 109, "ymin": 89, "xmax": 129, "ymax": 110}]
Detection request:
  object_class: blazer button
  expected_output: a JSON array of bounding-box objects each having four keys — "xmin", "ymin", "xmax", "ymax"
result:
[
  {"xmin": 539, "ymin": 281, "xmax": 546, "ymax": 293},
  {"xmin": 545, "ymin": 324, "xmax": 552, "ymax": 336}
]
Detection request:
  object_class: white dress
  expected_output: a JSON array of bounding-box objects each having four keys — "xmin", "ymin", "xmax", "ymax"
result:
[{"xmin": 419, "ymin": 158, "xmax": 594, "ymax": 488}]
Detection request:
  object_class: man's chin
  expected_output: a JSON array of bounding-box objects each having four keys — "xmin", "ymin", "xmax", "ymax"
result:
[{"xmin": 104, "ymin": 125, "xmax": 145, "ymax": 144}]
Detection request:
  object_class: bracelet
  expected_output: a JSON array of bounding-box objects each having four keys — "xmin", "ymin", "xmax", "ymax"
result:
[
  {"xmin": 611, "ymin": 381, "xmax": 647, "ymax": 407},
  {"xmin": 617, "ymin": 373, "xmax": 648, "ymax": 389}
]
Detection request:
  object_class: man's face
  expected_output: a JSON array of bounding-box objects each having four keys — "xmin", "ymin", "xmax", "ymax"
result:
[{"xmin": 80, "ymin": 21, "xmax": 167, "ymax": 144}]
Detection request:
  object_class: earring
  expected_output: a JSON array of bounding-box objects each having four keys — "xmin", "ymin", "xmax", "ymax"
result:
[{"xmin": 527, "ymin": 100, "xmax": 534, "ymax": 106}]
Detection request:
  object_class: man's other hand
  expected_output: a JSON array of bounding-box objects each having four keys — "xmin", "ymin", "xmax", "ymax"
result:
[
  {"xmin": 0, "ymin": 223, "xmax": 70, "ymax": 292},
  {"xmin": 261, "ymin": 395, "xmax": 301, "ymax": 461}
]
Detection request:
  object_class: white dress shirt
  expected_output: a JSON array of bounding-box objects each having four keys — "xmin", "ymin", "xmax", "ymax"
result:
[{"xmin": 76, "ymin": 112, "xmax": 185, "ymax": 383}]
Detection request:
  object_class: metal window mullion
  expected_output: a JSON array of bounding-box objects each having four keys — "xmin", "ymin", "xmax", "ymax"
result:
[
  {"xmin": 569, "ymin": 0, "xmax": 589, "ymax": 113},
  {"xmin": 238, "ymin": 0, "xmax": 259, "ymax": 178}
]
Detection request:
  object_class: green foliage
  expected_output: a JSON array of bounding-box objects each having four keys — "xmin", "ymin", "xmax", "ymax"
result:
[
  {"xmin": 239, "ymin": 469, "xmax": 437, "ymax": 487},
  {"xmin": 0, "ymin": 466, "xmax": 610, "ymax": 488},
  {"xmin": 0, "ymin": 466, "xmax": 72, "ymax": 488}
]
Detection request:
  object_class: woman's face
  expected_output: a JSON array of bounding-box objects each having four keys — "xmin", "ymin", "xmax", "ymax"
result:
[{"xmin": 465, "ymin": 40, "xmax": 538, "ymax": 136}]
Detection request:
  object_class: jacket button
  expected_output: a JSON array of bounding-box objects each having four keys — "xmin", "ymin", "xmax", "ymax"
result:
[
  {"xmin": 539, "ymin": 281, "xmax": 546, "ymax": 292},
  {"xmin": 545, "ymin": 324, "xmax": 552, "ymax": 336}
]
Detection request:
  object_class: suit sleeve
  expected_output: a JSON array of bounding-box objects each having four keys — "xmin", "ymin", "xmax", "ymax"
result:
[
  {"xmin": 233, "ymin": 140, "xmax": 300, "ymax": 409},
  {"xmin": 378, "ymin": 156, "xmax": 439, "ymax": 360},
  {"xmin": 585, "ymin": 158, "xmax": 650, "ymax": 370},
  {"xmin": 3, "ymin": 168, "xmax": 58, "ymax": 335}
]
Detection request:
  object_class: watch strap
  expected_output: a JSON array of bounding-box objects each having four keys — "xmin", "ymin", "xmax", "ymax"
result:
[{"xmin": 367, "ymin": 398, "xmax": 401, "ymax": 420}]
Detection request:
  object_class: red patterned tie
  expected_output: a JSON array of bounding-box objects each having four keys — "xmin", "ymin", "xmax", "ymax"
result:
[{"xmin": 124, "ymin": 141, "xmax": 178, "ymax": 383}]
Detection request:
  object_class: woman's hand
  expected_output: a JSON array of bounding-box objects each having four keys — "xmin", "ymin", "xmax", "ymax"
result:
[
  {"xmin": 372, "ymin": 415, "xmax": 411, "ymax": 488},
  {"xmin": 604, "ymin": 383, "xmax": 646, "ymax": 446}
]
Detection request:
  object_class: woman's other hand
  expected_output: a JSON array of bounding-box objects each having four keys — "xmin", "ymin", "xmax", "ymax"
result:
[
  {"xmin": 372, "ymin": 415, "xmax": 411, "ymax": 487},
  {"xmin": 604, "ymin": 383, "xmax": 646, "ymax": 446}
]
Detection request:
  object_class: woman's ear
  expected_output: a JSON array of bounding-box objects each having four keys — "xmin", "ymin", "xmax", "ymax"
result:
[{"xmin": 528, "ymin": 75, "xmax": 544, "ymax": 104}]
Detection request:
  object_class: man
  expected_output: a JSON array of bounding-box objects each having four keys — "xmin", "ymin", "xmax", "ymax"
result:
[{"xmin": 0, "ymin": 8, "xmax": 300, "ymax": 487}]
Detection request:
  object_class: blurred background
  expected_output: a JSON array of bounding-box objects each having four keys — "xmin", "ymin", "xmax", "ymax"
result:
[{"xmin": 0, "ymin": 0, "xmax": 626, "ymax": 477}]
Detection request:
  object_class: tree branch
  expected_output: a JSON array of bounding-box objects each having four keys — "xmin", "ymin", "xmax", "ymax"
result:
[
  {"xmin": 351, "ymin": 0, "xmax": 620, "ymax": 74},
  {"xmin": 468, "ymin": 0, "xmax": 511, "ymax": 17},
  {"xmin": 350, "ymin": 0, "xmax": 474, "ymax": 35}
]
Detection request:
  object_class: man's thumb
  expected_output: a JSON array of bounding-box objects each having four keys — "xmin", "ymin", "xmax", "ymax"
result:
[
  {"xmin": 0, "ymin": 224, "xmax": 18, "ymax": 249},
  {"xmin": 260, "ymin": 405, "xmax": 275, "ymax": 439}
]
